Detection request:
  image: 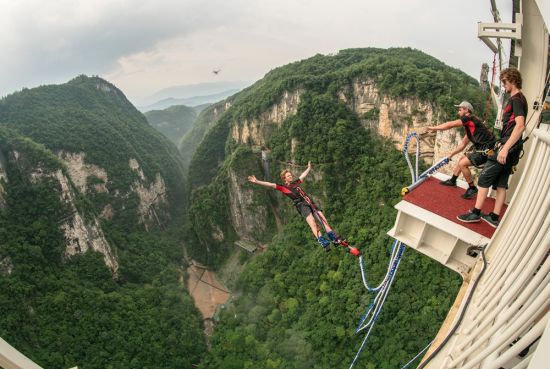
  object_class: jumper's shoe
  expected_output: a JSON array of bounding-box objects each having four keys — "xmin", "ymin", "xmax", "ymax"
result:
[
  {"xmin": 348, "ymin": 247, "xmax": 360, "ymax": 257},
  {"xmin": 462, "ymin": 187, "xmax": 478, "ymax": 199},
  {"xmin": 327, "ymin": 231, "xmax": 342, "ymax": 245},
  {"xmin": 318, "ymin": 236, "xmax": 331, "ymax": 251},
  {"xmin": 481, "ymin": 213, "xmax": 500, "ymax": 228},
  {"xmin": 440, "ymin": 178, "xmax": 457, "ymax": 186},
  {"xmin": 457, "ymin": 210, "xmax": 481, "ymax": 223}
]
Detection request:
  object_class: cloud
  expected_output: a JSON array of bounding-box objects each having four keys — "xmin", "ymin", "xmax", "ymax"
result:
[
  {"xmin": 0, "ymin": 0, "xmax": 248, "ymax": 96},
  {"xmin": 1, "ymin": 0, "xmax": 513, "ymax": 101}
]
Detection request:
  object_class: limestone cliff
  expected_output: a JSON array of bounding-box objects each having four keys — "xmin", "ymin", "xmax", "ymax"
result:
[
  {"xmin": 339, "ymin": 79, "xmax": 442, "ymax": 158},
  {"xmin": 28, "ymin": 164, "xmax": 119, "ymax": 273},
  {"xmin": 0, "ymin": 149, "xmax": 7, "ymax": 208},
  {"xmin": 129, "ymin": 158, "xmax": 168, "ymax": 229},
  {"xmin": 231, "ymin": 90, "xmax": 302, "ymax": 146},
  {"xmin": 58, "ymin": 151, "xmax": 169, "ymax": 229},
  {"xmin": 339, "ymin": 78, "xmax": 468, "ymax": 174},
  {"xmin": 227, "ymin": 166, "xmax": 269, "ymax": 243},
  {"xmin": 58, "ymin": 151, "xmax": 109, "ymax": 193}
]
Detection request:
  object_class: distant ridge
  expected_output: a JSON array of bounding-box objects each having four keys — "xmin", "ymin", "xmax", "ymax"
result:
[
  {"xmin": 144, "ymin": 104, "xmax": 200, "ymax": 145},
  {"xmin": 137, "ymin": 80, "xmax": 251, "ymax": 106},
  {"xmin": 138, "ymin": 88, "xmax": 240, "ymax": 111}
]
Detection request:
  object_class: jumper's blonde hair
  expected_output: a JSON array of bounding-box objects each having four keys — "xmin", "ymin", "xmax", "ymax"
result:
[{"xmin": 280, "ymin": 169, "xmax": 292, "ymax": 181}]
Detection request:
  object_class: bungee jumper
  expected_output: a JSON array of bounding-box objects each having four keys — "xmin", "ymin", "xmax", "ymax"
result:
[{"xmin": 247, "ymin": 161, "xmax": 360, "ymax": 256}]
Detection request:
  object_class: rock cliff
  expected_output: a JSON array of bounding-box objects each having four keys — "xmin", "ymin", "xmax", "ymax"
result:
[
  {"xmin": 0, "ymin": 149, "xmax": 7, "ymax": 208},
  {"xmin": 28, "ymin": 161, "xmax": 119, "ymax": 273},
  {"xmin": 338, "ymin": 78, "xmax": 444, "ymax": 160},
  {"xmin": 231, "ymin": 90, "xmax": 302, "ymax": 146}
]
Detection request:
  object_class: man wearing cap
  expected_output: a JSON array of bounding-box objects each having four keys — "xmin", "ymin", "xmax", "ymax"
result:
[
  {"xmin": 457, "ymin": 67, "xmax": 527, "ymax": 228},
  {"xmin": 427, "ymin": 101, "xmax": 495, "ymax": 199}
]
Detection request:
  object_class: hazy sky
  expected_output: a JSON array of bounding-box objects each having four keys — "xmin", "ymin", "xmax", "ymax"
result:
[{"xmin": 1, "ymin": 0, "xmax": 515, "ymax": 104}]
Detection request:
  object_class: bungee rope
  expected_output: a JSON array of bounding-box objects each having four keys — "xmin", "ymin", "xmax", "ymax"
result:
[
  {"xmin": 349, "ymin": 132, "xmax": 450, "ymax": 369},
  {"xmin": 401, "ymin": 156, "xmax": 450, "ymax": 196},
  {"xmin": 401, "ymin": 340, "xmax": 434, "ymax": 369},
  {"xmin": 403, "ymin": 131, "xmax": 420, "ymax": 182}
]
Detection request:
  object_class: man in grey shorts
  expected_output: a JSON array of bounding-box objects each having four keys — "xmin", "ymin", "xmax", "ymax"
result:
[{"xmin": 427, "ymin": 101, "xmax": 495, "ymax": 199}]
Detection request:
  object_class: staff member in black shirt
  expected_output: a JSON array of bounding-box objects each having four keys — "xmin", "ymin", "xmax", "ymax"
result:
[{"xmin": 458, "ymin": 68, "xmax": 527, "ymax": 227}]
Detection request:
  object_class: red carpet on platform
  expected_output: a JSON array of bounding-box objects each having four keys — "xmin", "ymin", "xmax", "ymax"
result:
[{"xmin": 403, "ymin": 177, "xmax": 507, "ymax": 239}]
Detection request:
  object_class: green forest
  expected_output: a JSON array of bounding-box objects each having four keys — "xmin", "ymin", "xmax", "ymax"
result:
[
  {"xmin": 0, "ymin": 47, "xmax": 489, "ymax": 368},
  {"xmin": 0, "ymin": 78, "xmax": 206, "ymax": 368}
]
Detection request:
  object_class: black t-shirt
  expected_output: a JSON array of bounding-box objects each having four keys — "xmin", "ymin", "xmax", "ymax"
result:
[
  {"xmin": 460, "ymin": 114, "xmax": 495, "ymax": 149},
  {"xmin": 501, "ymin": 92, "xmax": 528, "ymax": 143}
]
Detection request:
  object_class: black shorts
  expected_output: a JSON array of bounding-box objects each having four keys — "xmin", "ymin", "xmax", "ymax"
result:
[
  {"xmin": 295, "ymin": 202, "xmax": 321, "ymax": 218},
  {"xmin": 477, "ymin": 159, "xmax": 513, "ymax": 189},
  {"xmin": 466, "ymin": 151, "xmax": 489, "ymax": 167}
]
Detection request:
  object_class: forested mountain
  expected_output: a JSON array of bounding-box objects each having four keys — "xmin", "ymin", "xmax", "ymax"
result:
[
  {"xmin": 0, "ymin": 77, "xmax": 206, "ymax": 368},
  {"xmin": 145, "ymin": 104, "xmax": 199, "ymax": 145},
  {"xmin": 184, "ymin": 48, "xmax": 487, "ymax": 368}
]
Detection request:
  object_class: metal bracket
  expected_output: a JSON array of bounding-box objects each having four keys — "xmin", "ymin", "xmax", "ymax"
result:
[{"xmin": 478, "ymin": 13, "xmax": 523, "ymax": 56}]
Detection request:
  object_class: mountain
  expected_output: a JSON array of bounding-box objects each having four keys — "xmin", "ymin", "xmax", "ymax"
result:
[
  {"xmin": 144, "ymin": 104, "xmax": 199, "ymax": 145},
  {"xmin": 140, "ymin": 81, "xmax": 251, "ymax": 106},
  {"xmin": 182, "ymin": 48, "xmax": 488, "ymax": 368},
  {"xmin": 138, "ymin": 88, "xmax": 241, "ymax": 111},
  {"xmin": 0, "ymin": 76, "xmax": 206, "ymax": 368}
]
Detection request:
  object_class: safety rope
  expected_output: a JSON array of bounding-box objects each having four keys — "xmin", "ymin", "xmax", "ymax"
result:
[
  {"xmin": 402, "ymin": 131, "xmax": 420, "ymax": 182},
  {"xmin": 402, "ymin": 156, "xmax": 450, "ymax": 195},
  {"xmin": 358, "ymin": 240, "xmax": 400, "ymax": 292},
  {"xmin": 400, "ymin": 340, "xmax": 434, "ymax": 369}
]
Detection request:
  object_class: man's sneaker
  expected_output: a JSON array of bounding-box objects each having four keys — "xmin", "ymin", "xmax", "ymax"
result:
[
  {"xmin": 462, "ymin": 187, "xmax": 478, "ymax": 199},
  {"xmin": 318, "ymin": 236, "xmax": 331, "ymax": 251},
  {"xmin": 457, "ymin": 210, "xmax": 481, "ymax": 223},
  {"xmin": 481, "ymin": 213, "xmax": 500, "ymax": 228},
  {"xmin": 440, "ymin": 178, "xmax": 457, "ymax": 186}
]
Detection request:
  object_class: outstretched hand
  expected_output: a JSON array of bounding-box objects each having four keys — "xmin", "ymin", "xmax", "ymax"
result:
[
  {"xmin": 247, "ymin": 175, "xmax": 257, "ymax": 183},
  {"xmin": 307, "ymin": 161, "xmax": 312, "ymax": 170},
  {"xmin": 426, "ymin": 126, "xmax": 437, "ymax": 132}
]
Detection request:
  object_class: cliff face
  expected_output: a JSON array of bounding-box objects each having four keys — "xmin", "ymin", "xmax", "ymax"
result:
[
  {"xmin": 231, "ymin": 80, "xmax": 461, "ymax": 169},
  {"xmin": 129, "ymin": 158, "xmax": 168, "ymax": 229},
  {"xmin": 26, "ymin": 157, "xmax": 119, "ymax": 273},
  {"xmin": 0, "ymin": 149, "xmax": 7, "ymax": 208},
  {"xmin": 231, "ymin": 90, "xmax": 302, "ymax": 146},
  {"xmin": 339, "ymin": 78, "xmax": 446, "ymax": 160},
  {"xmin": 52, "ymin": 170, "xmax": 119, "ymax": 273},
  {"xmin": 227, "ymin": 166, "xmax": 269, "ymax": 243},
  {"xmin": 59, "ymin": 151, "xmax": 169, "ymax": 230},
  {"xmin": 59, "ymin": 151, "xmax": 109, "ymax": 194}
]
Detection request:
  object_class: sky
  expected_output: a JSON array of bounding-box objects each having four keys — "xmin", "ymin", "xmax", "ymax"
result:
[{"xmin": 1, "ymin": 0, "xmax": 516, "ymax": 105}]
